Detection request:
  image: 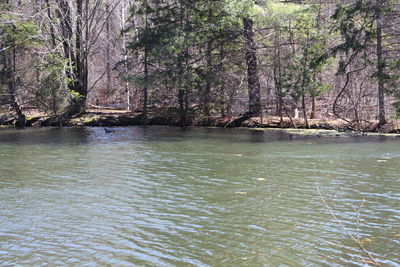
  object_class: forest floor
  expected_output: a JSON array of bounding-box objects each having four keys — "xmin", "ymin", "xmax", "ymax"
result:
[{"xmin": 1, "ymin": 108, "xmax": 400, "ymax": 136}]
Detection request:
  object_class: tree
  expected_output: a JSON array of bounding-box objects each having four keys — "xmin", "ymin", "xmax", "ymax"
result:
[
  {"xmin": 0, "ymin": 1, "xmax": 39, "ymax": 126},
  {"xmin": 265, "ymin": 2, "xmax": 331, "ymax": 126},
  {"xmin": 1, "ymin": 0, "xmax": 399, "ymax": 129},
  {"xmin": 243, "ymin": 16, "xmax": 262, "ymax": 116},
  {"xmin": 42, "ymin": 0, "xmax": 119, "ymax": 117},
  {"xmin": 228, "ymin": 0, "xmax": 264, "ymax": 116},
  {"xmin": 128, "ymin": 0, "xmax": 241, "ymax": 124},
  {"xmin": 332, "ymin": 0, "xmax": 399, "ymax": 126},
  {"xmin": 35, "ymin": 53, "xmax": 70, "ymax": 116},
  {"xmin": 282, "ymin": 5, "xmax": 331, "ymax": 127}
]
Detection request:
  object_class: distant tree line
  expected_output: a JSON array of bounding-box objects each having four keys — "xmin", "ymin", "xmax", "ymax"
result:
[{"xmin": 0, "ymin": 0, "xmax": 399, "ymax": 127}]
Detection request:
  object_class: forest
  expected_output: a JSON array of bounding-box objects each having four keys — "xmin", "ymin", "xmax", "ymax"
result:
[
  {"xmin": 1, "ymin": 1, "xmax": 400, "ymax": 265},
  {"xmin": 1, "ymin": 0, "xmax": 400, "ymax": 130}
]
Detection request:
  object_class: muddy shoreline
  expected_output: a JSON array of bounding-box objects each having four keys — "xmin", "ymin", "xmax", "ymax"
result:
[{"xmin": 1, "ymin": 110, "xmax": 400, "ymax": 136}]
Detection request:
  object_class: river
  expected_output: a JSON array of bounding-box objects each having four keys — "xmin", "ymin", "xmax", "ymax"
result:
[{"xmin": 0, "ymin": 126, "xmax": 399, "ymax": 266}]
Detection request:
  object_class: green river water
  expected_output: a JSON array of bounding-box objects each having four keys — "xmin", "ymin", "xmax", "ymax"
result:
[{"xmin": 0, "ymin": 126, "xmax": 399, "ymax": 266}]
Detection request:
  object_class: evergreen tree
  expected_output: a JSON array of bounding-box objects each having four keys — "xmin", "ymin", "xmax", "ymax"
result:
[
  {"xmin": 128, "ymin": 0, "xmax": 240, "ymax": 124},
  {"xmin": 0, "ymin": 1, "xmax": 39, "ymax": 126},
  {"xmin": 332, "ymin": 0, "xmax": 399, "ymax": 126}
]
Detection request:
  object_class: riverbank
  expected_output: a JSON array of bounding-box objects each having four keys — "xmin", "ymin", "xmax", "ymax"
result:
[{"xmin": 1, "ymin": 109, "xmax": 400, "ymax": 135}]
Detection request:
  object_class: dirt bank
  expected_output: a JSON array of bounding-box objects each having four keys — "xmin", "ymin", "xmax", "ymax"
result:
[{"xmin": 1, "ymin": 109, "xmax": 400, "ymax": 135}]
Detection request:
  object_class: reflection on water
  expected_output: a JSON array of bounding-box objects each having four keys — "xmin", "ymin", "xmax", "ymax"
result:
[{"xmin": 0, "ymin": 126, "xmax": 399, "ymax": 266}]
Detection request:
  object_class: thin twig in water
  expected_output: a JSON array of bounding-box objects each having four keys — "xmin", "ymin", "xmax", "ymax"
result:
[
  {"xmin": 316, "ymin": 185, "xmax": 381, "ymax": 266},
  {"xmin": 355, "ymin": 199, "xmax": 366, "ymax": 242}
]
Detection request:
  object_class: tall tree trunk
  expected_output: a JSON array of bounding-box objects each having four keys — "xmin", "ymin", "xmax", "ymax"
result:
[
  {"xmin": 376, "ymin": 0, "xmax": 386, "ymax": 126},
  {"xmin": 121, "ymin": 0, "xmax": 130, "ymax": 111},
  {"xmin": 273, "ymin": 25, "xmax": 283, "ymax": 125},
  {"xmin": 45, "ymin": 0, "xmax": 57, "ymax": 47},
  {"xmin": 72, "ymin": 0, "xmax": 83, "ymax": 113},
  {"xmin": 203, "ymin": 38, "xmax": 212, "ymax": 117},
  {"xmin": 243, "ymin": 17, "xmax": 261, "ymax": 116},
  {"xmin": 142, "ymin": 0, "xmax": 149, "ymax": 119},
  {"xmin": 178, "ymin": 89, "xmax": 186, "ymax": 126},
  {"xmin": 302, "ymin": 30, "xmax": 310, "ymax": 128},
  {"xmin": 57, "ymin": 0, "xmax": 74, "ymax": 62},
  {"xmin": 68, "ymin": 0, "xmax": 88, "ymax": 115},
  {"xmin": 143, "ymin": 45, "xmax": 148, "ymax": 119},
  {"xmin": 105, "ymin": 2, "xmax": 112, "ymax": 99},
  {"xmin": 177, "ymin": 2, "xmax": 187, "ymax": 127},
  {"xmin": 310, "ymin": 96, "xmax": 316, "ymax": 119},
  {"xmin": 219, "ymin": 44, "xmax": 227, "ymax": 116},
  {"xmin": 57, "ymin": 0, "xmax": 81, "ymax": 116}
]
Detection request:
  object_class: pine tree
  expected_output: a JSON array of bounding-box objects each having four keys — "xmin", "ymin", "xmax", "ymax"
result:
[
  {"xmin": 128, "ymin": 0, "xmax": 240, "ymax": 124},
  {"xmin": 332, "ymin": 0, "xmax": 399, "ymax": 126},
  {"xmin": 0, "ymin": 1, "xmax": 39, "ymax": 126}
]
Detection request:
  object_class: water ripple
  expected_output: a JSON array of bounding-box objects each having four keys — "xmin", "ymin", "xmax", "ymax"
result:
[{"xmin": 0, "ymin": 126, "xmax": 399, "ymax": 266}]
